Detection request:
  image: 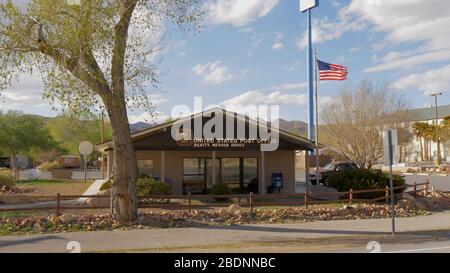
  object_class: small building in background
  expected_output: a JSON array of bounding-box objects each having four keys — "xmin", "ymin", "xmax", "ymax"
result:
[
  {"xmin": 0, "ymin": 156, "xmax": 32, "ymax": 169},
  {"xmin": 59, "ymin": 156, "xmax": 81, "ymax": 169},
  {"xmin": 403, "ymin": 104, "xmax": 450, "ymax": 163}
]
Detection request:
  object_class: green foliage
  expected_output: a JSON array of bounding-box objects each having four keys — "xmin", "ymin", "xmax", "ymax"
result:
[
  {"xmin": 37, "ymin": 161, "xmax": 61, "ymax": 172},
  {"xmin": 137, "ymin": 177, "xmax": 171, "ymax": 196},
  {"xmin": 327, "ymin": 169, "xmax": 406, "ymax": 199},
  {"xmin": 29, "ymin": 148, "xmax": 62, "ymax": 166},
  {"xmin": 47, "ymin": 113, "xmax": 112, "ymax": 157},
  {"xmin": 209, "ymin": 182, "xmax": 232, "ymax": 195},
  {"xmin": 0, "ymin": 111, "xmax": 60, "ymax": 164},
  {"xmin": 0, "ymin": 0, "xmax": 205, "ymax": 116},
  {"xmin": 0, "ymin": 171, "xmax": 14, "ymax": 187},
  {"xmin": 100, "ymin": 180, "xmax": 111, "ymax": 191}
]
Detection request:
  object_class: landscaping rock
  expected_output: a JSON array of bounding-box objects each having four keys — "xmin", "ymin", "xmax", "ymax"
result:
[
  {"xmin": 402, "ymin": 193, "xmax": 416, "ymax": 202},
  {"xmin": 398, "ymin": 199, "xmax": 414, "ymax": 209},
  {"xmin": 85, "ymin": 189, "xmax": 111, "ymax": 208},
  {"xmin": 0, "ymin": 185, "xmax": 25, "ymax": 194},
  {"xmin": 227, "ymin": 204, "xmax": 241, "ymax": 214}
]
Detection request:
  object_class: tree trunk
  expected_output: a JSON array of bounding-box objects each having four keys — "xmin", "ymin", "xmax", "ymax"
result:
[
  {"xmin": 424, "ymin": 139, "xmax": 429, "ymax": 161},
  {"xmin": 107, "ymin": 97, "xmax": 138, "ymax": 223},
  {"xmin": 11, "ymin": 152, "xmax": 18, "ymax": 182},
  {"xmin": 419, "ymin": 137, "xmax": 423, "ymax": 161},
  {"xmin": 437, "ymin": 139, "xmax": 442, "ymax": 163}
]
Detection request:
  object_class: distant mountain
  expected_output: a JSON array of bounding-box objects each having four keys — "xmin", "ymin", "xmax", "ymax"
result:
[
  {"xmin": 129, "ymin": 119, "xmax": 308, "ymax": 136},
  {"xmin": 129, "ymin": 121, "xmax": 156, "ymax": 133},
  {"xmin": 274, "ymin": 119, "xmax": 308, "ymax": 137}
]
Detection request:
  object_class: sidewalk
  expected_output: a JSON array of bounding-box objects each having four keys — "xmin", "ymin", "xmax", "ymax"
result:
[{"xmin": 1, "ymin": 211, "xmax": 450, "ymax": 253}]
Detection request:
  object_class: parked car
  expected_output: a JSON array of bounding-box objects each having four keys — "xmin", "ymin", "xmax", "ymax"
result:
[
  {"xmin": 310, "ymin": 162, "xmax": 359, "ymax": 186},
  {"xmin": 0, "ymin": 157, "xmax": 11, "ymax": 168}
]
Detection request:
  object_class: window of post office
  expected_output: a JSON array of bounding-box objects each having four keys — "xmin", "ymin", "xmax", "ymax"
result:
[{"xmin": 138, "ymin": 160, "xmax": 154, "ymax": 176}]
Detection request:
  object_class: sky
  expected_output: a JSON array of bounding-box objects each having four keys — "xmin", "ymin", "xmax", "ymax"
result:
[{"xmin": 2, "ymin": 0, "xmax": 450, "ymax": 124}]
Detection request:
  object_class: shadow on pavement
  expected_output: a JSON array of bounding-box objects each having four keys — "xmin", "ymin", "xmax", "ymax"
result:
[
  {"xmin": 204, "ymin": 224, "xmax": 391, "ymax": 236},
  {"xmin": 0, "ymin": 235, "xmax": 64, "ymax": 248}
]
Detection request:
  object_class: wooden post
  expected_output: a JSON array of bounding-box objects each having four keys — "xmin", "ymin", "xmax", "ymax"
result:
[
  {"xmin": 161, "ymin": 151, "xmax": 166, "ymax": 184},
  {"xmin": 424, "ymin": 179, "xmax": 429, "ymax": 196},
  {"xmin": 413, "ymin": 182, "xmax": 417, "ymax": 197},
  {"xmin": 349, "ymin": 189, "xmax": 353, "ymax": 206},
  {"xmin": 385, "ymin": 186, "xmax": 389, "ymax": 205},
  {"xmin": 56, "ymin": 193, "xmax": 61, "ymax": 216},
  {"xmin": 188, "ymin": 192, "xmax": 192, "ymax": 214},
  {"xmin": 212, "ymin": 151, "xmax": 216, "ymax": 186},
  {"xmin": 304, "ymin": 193, "xmax": 309, "ymax": 209},
  {"xmin": 249, "ymin": 192, "xmax": 254, "ymax": 212}
]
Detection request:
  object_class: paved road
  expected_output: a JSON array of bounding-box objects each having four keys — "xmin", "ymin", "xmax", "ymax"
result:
[
  {"xmin": 334, "ymin": 239, "xmax": 450, "ymax": 253},
  {"xmin": 1, "ymin": 211, "xmax": 450, "ymax": 253},
  {"xmin": 404, "ymin": 175, "xmax": 450, "ymax": 191}
]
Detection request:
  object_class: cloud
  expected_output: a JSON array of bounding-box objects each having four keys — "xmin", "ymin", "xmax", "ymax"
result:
[
  {"xmin": 270, "ymin": 82, "xmax": 308, "ymax": 91},
  {"xmin": 272, "ymin": 42, "xmax": 283, "ymax": 50},
  {"xmin": 147, "ymin": 93, "xmax": 167, "ymax": 106},
  {"xmin": 348, "ymin": 46, "xmax": 363, "ymax": 53},
  {"xmin": 365, "ymin": 50, "xmax": 450, "ymax": 73},
  {"xmin": 342, "ymin": 0, "xmax": 450, "ymax": 72},
  {"xmin": 128, "ymin": 111, "xmax": 168, "ymax": 124},
  {"xmin": 1, "ymin": 74, "xmax": 47, "ymax": 110},
  {"xmin": 221, "ymin": 90, "xmax": 334, "ymax": 108},
  {"xmin": 207, "ymin": 0, "xmax": 279, "ymax": 27},
  {"xmin": 390, "ymin": 65, "xmax": 450, "ymax": 95},
  {"xmin": 297, "ymin": 16, "xmax": 365, "ymax": 49},
  {"xmin": 192, "ymin": 61, "xmax": 234, "ymax": 84},
  {"xmin": 222, "ymin": 90, "xmax": 309, "ymax": 106}
]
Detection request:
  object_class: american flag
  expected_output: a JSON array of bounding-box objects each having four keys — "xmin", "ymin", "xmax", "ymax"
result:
[{"xmin": 317, "ymin": 59, "xmax": 348, "ymax": 81}]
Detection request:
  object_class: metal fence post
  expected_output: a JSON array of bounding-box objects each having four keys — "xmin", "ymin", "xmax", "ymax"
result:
[
  {"xmin": 56, "ymin": 193, "xmax": 61, "ymax": 216},
  {"xmin": 304, "ymin": 193, "xmax": 309, "ymax": 209},
  {"xmin": 349, "ymin": 189, "xmax": 353, "ymax": 206}
]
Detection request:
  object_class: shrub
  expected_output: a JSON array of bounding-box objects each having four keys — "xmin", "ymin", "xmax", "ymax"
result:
[
  {"xmin": 138, "ymin": 172, "xmax": 151, "ymax": 179},
  {"xmin": 99, "ymin": 180, "xmax": 111, "ymax": 191},
  {"xmin": 209, "ymin": 182, "xmax": 232, "ymax": 195},
  {"xmin": 0, "ymin": 171, "xmax": 15, "ymax": 188},
  {"xmin": 326, "ymin": 169, "xmax": 405, "ymax": 199},
  {"xmin": 38, "ymin": 161, "xmax": 61, "ymax": 172},
  {"xmin": 137, "ymin": 177, "xmax": 171, "ymax": 196},
  {"xmin": 99, "ymin": 178, "xmax": 171, "ymax": 196}
]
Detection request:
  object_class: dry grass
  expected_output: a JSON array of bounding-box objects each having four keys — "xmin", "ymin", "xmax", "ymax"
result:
[{"xmin": 16, "ymin": 180, "xmax": 93, "ymax": 196}]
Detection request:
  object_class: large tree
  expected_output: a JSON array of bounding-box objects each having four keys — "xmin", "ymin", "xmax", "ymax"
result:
[
  {"xmin": 321, "ymin": 82, "xmax": 408, "ymax": 169},
  {"xmin": 0, "ymin": 110, "xmax": 57, "ymax": 174},
  {"xmin": 0, "ymin": 0, "xmax": 204, "ymax": 222}
]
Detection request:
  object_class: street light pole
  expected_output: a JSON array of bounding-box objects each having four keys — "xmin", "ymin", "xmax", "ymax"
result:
[{"xmin": 430, "ymin": 92, "xmax": 442, "ymax": 167}]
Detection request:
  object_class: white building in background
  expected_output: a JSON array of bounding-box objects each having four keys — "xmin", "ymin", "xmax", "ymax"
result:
[{"xmin": 403, "ymin": 104, "xmax": 450, "ymax": 163}]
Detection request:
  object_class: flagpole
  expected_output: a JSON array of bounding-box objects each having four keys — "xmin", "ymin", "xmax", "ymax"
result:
[{"xmin": 314, "ymin": 49, "xmax": 320, "ymax": 185}]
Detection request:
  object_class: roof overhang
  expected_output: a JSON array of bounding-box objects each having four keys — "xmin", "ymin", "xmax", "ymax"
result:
[{"xmin": 97, "ymin": 108, "xmax": 316, "ymax": 152}]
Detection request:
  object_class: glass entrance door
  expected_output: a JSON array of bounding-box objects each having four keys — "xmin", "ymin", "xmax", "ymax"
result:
[
  {"xmin": 243, "ymin": 158, "xmax": 258, "ymax": 193},
  {"xmin": 206, "ymin": 159, "xmax": 220, "ymax": 187},
  {"xmin": 183, "ymin": 157, "xmax": 258, "ymax": 194},
  {"xmin": 221, "ymin": 158, "xmax": 258, "ymax": 194}
]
